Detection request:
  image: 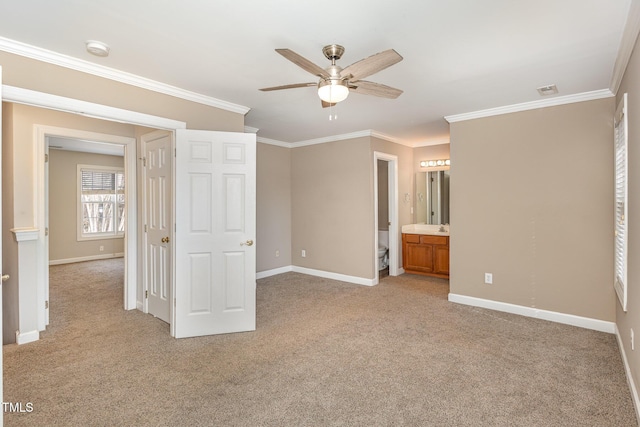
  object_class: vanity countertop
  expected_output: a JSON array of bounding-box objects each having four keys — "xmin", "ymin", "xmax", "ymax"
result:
[{"xmin": 402, "ymin": 224, "xmax": 449, "ymax": 236}]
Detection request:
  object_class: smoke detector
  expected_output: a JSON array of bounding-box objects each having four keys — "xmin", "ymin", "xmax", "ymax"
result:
[
  {"xmin": 537, "ymin": 84, "xmax": 558, "ymax": 96},
  {"xmin": 85, "ymin": 40, "xmax": 110, "ymax": 57}
]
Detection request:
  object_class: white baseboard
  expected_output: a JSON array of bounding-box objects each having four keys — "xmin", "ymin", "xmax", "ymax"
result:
[
  {"xmin": 615, "ymin": 325, "xmax": 640, "ymax": 422},
  {"xmin": 257, "ymin": 265, "xmax": 375, "ymax": 286},
  {"xmin": 49, "ymin": 252, "xmax": 125, "ymax": 266},
  {"xmin": 256, "ymin": 265, "xmax": 294, "ymax": 279},
  {"xmin": 448, "ymin": 293, "xmax": 616, "ymax": 334},
  {"xmin": 16, "ymin": 329, "xmax": 39, "ymax": 345},
  {"xmin": 136, "ymin": 301, "xmax": 144, "ymax": 311},
  {"xmin": 292, "ymin": 266, "xmax": 375, "ymax": 286}
]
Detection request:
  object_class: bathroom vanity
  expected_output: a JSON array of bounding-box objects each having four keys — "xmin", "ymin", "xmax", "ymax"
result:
[{"xmin": 402, "ymin": 224, "xmax": 449, "ymax": 279}]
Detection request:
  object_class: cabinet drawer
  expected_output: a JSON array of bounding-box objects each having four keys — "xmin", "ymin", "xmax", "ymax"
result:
[
  {"xmin": 404, "ymin": 234, "xmax": 420, "ymax": 243},
  {"xmin": 420, "ymin": 235, "xmax": 448, "ymax": 246}
]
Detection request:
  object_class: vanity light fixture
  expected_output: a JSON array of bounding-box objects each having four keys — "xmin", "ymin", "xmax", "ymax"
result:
[{"xmin": 420, "ymin": 159, "xmax": 450, "ymax": 168}]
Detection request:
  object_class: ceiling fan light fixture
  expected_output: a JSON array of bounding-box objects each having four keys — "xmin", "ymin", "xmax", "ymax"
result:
[{"xmin": 318, "ymin": 79, "xmax": 349, "ymax": 103}]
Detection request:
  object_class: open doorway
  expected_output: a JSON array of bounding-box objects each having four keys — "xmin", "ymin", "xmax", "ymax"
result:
[
  {"xmin": 47, "ymin": 137, "xmax": 127, "ymax": 321},
  {"xmin": 373, "ymin": 152, "xmax": 399, "ymax": 284},
  {"xmin": 34, "ymin": 125, "xmax": 137, "ymax": 332}
]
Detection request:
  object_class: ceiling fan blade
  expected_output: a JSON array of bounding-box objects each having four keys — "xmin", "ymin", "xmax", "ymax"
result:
[
  {"xmin": 276, "ymin": 48, "xmax": 331, "ymax": 79},
  {"xmin": 321, "ymin": 100, "xmax": 336, "ymax": 108},
  {"xmin": 259, "ymin": 82, "xmax": 317, "ymax": 91},
  {"xmin": 342, "ymin": 49, "xmax": 403, "ymax": 81},
  {"xmin": 349, "ymin": 81, "xmax": 403, "ymax": 99}
]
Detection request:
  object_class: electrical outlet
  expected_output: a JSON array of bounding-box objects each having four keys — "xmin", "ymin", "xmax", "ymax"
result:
[
  {"xmin": 632, "ymin": 329, "xmax": 635, "ymax": 351},
  {"xmin": 301, "ymin": 249, "xmax": 306, "ymax": 258},
  {"xmin": 484, "ymin": 273, "xmax": 493, "ymax": 284},
  {"xmin": 275, "ymin": 250, "xmax": 280, "ymax": 257},
  {"xmin": 99, "ymin": 245, "xmax": 104, "ymax": 252}
]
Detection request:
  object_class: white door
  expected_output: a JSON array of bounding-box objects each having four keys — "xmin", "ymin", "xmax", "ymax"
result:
[
  {"xmin": 0, "ymin": 66, "xmax": 5, "ymax": 427},
  {"xmin": 173, "ymin": 130, "xmax": 256, "ymax": 338},
  {"xmin": 142, "ymin": 131, "xmax": 172, "ymax": 323}
]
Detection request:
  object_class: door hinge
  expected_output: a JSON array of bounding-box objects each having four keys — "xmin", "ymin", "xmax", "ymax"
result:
[
  {"xmin": 144, "ymin": 224, "xmax": 148, "ymax": 233},
  {"xmin": 145, "ymin": 290, "xmax": 148, "ymax": 299},
  {"xmin": 141, "ymin": 157, "xmax": 146, "ymax": 167},
  {"xmin": 45, "ymin": 227, "xmax": 49, "ymax": 236},
  {"xmin": 44, "ymin": 154, "xmax": 49, "ymax": 163},
  {"xmin": 45, "ymin": 301, "xmax": 49, "ymax": 309}
]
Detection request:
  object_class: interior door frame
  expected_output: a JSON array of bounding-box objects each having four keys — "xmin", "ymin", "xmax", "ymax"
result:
[
  {"xmin": 140, "ymin": 129, "xmax": 175, "ymax": 320},
  {"xmin": 3, "ymin": 85, "xmax": 186, "ymax": 321},
  {"xmin": 373, "ymin": 151, "xmax": 399, "ymax": 283},
  {"xmin": 36, "ymin": 126, "xmax": 136, "ymax": 319}
]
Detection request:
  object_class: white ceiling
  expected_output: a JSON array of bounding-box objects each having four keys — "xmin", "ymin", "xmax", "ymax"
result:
[{"xmin": 0, "ymin": 0, "xmax": 633, "ymax": 146}]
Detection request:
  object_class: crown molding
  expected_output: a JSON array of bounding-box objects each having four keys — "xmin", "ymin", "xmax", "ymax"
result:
[
  {"xmin": 244, "ymin": 125, "xmax": 259, "ymax": 134},
  {"xmin": 0, "ymin": 36, "xmax": 250, "ymax": 115},
  {"xmin": 610, "ymin": 0, "xmax": 640, "ymax": 94},
  {"xmin": 3, "ymin": 85, "xmax": 187, "ymax": 130},
  {"xmin": 257, "ymin": 136, "xmax": 292, "ymax": 148},
  {"xmin": 444, "ymin": 89, "xmax": 614, "ymax": 123},
  {"xmin": 413, "ymin": 138, "xmax": 451, "ymax": 148}
]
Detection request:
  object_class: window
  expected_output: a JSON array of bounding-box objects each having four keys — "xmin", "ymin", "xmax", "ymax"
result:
[
  {"xmin": 78, "ymin": 165, "xmax": 125, "ymax": 240},
  {"xmin": 614, "ymin": 94, "xmax": 628, "ymax": 311}
]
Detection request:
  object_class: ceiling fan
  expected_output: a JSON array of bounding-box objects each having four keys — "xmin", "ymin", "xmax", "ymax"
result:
[{"xmin": 259, "ymin": 44, "xmax": 403, "ymax": 107}]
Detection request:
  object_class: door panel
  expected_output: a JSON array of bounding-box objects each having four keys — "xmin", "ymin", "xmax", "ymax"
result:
[
  {"xmin": 142, "ymin": 131, "xmax": 172, "ymax": 323},
  {"xmin": 174, "ymin": 130, "xmax": 256, "ymax": 338}
]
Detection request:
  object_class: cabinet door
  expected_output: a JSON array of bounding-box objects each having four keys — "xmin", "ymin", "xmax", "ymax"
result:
[
  {"xmin": 434, "ymin": 245, "xmax": 449, "ymax": 275},
  {"xmin": 405, "ymin": 243, "xmax": 434, "ymax": 273}
]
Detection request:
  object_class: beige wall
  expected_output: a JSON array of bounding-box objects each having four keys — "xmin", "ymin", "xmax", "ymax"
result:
[
  {"xmin": 291, "ymin": 138, "xmax": 374, "ymax": 278},
  {"xmin": 48, "ymin": 150, "xmax": 125, "ymax": 262},
  {"xmin": 371, "ymin": 137, "xmax": 414, "ymax": 271},
  {"xmin": 616, "ymin": 30, "xmax": 640, "ymax": 407},
  {"xmin": 413, "ymin": 143, "xmax": 451, "ymax": 173},
  {"xmin": 9, "ymin": 104, "xmax": 137, "ymax": 229},
  {"xmin": 256, "ymin": 143, "xmax": 292, "ymax": 272},
  {"xmin": 449, "ymin": 98, "xmax": 615, "ymax": 321},
  {"xmin": 0, "ymin": 51, "xmax": 244, "ymax": 132}
]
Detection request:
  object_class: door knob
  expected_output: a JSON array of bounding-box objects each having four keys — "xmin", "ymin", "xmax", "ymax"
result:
[
  {"xmin": 241, "ymin": 239, "xmax": 254, "ymax": 246},
  {"xmin": 161, "ymin": 237, "xmax": 170, "ymax": 243},
  {"xmin": 1, "ymin": 274, "xmax": 9, "ymax": 282}
]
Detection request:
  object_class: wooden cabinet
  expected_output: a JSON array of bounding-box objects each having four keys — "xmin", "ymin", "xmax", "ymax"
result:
[{"xmin": 402, "ymin": 233, "xmax": 449, "ymax": 278}]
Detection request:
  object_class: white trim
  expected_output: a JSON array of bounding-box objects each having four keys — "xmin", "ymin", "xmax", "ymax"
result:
[
  {"xmin": 448, "ymin": 293, "xmax": 616, "ymax": 334},
  {"xmin": 373, "ymin": 152, "xmax": 400, "ymax": 280},
  {"xmin": 444, "ymin": 89, "xmax": 614, "ymax": 123},
  {"xmin": 256, "ymin": 265, "xmax": 294, "ymax": 279},
  {"xmin": 10, "ymin": 227, "xmax": 39, "ymax": 242},
  {"xmin": 397, "ymin": 267, "xmax": 405, "ymax": 275},
  {"xmin": 293, "ymin": 130, "xmax": 375, "ymax": 147},
  {"xmin": 258, "ymin": 129, "xmax": 412, "ymax": 149},
  {"xmin": 412, "ymin": 138, "xmax": 451, "ymax": 148},
  {"xmin": 35, "ymin": 125, "xmax": 138, "ymax": 312},
  {"xmin": 0, "ymin": 36, "xmax": 250, "ymax": 115},
  {"xmin": 15, "ymin": 330, "xmax": 39, "ymax": 345},
  {"xmin": 49, "ymin": 253, "xmax": 125, "ymax": 266},
  {"xmin": 3, "ymin": 85, "xmax": 187, "ymax": 130},
  {"xmin": 615, "ymin": 324, "xmax": 640, "ymax": 421},
  {"xmin": 292, "ymin": 266, "xmax": 375, "ymax": 287},
  {"xmin": 610, "ymin": 0, "xmax": 640, "ymax": 94},
  {"xmin": 257, "ymin": 137, "xmax": 292, "ymax": 148},
  {"xmin": 244, "ymin": 126, "xmax": 259, "ymax": 134}
]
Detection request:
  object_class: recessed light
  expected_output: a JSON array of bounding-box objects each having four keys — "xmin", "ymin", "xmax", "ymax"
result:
[
  {"xmin": 537, "ymin": 84, "xmax": 558, "ymax": 96},
  {"xmin": 85, "ymin": 40, "xmax": 110, "ymax": 57}
]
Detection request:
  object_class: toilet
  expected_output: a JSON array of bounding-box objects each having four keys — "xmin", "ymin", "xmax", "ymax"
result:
[{"xmin": 378, "ymin": 230, "xmax": 389, "ymax": 271}]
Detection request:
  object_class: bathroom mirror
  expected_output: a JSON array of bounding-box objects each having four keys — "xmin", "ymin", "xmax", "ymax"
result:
[{"xmin": 416, "ymin": 170, "xmax": 450, "ymax": 224}]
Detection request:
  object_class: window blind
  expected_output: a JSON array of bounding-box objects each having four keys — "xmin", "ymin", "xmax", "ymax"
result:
[{"xmin": 614, "ymin": 93, "xmax": 628, "ymax": 311}]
